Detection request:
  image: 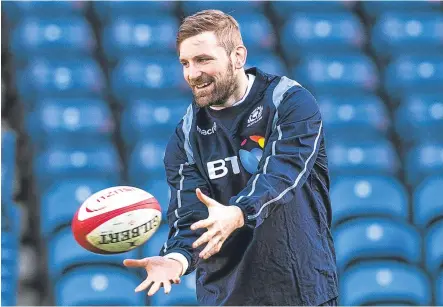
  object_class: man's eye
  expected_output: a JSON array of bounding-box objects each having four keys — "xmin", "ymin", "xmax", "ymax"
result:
[{"xmin": 198, "ymin": 58, "xmax": 209, "ymax": 63}]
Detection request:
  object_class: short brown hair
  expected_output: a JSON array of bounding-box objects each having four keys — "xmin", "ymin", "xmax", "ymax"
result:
[{"xmin": 177, "ymin": 10, "xmax": 243, "ymax": 55}]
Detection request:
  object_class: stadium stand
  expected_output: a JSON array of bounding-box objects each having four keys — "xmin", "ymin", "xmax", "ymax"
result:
[{"xmin": 1, "ymin": 1, "xmax": 442, "ymax": 305}]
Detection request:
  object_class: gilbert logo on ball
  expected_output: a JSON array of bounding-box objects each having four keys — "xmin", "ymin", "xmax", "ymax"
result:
[{"xmin": 72, "ymin": 186, "xmax": 162, "ymax": 254}]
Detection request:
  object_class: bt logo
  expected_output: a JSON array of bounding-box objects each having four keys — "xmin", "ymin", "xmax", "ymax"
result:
[
  {"xmin": 206, "ymin": 135, "xmax": 265, "ymax": 180},
  {"xmin": 207, "ymin": 156, "xmax": 240, "ymax": 180}
]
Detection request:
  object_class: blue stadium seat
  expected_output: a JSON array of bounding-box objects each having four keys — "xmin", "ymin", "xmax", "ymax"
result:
[
  {"xmin": 33, "ymin": 143, "xmax": 121, "ymax": 194},
  {"xmin": 40, "ymin": 179, "xmax": 112, "ymax": 237},
  {"xmin": 93, "ymin": 1, "xmax": 177, "ymax": 24},
  {"xmin": 110, "ymin": 56, "xmax": 187, "ymax": 104},
  {"xmin": 151, "ymin": 272, "xmax": 198, "ymax": 306},
  {"xmin": 48, "ymin": 227, "xmax": 139, "ymax": 279},
  {"xmin": 292, "ymin": 53, "xmax": 379, "ymax": 95},
  {"xmin": 331, "ymin": 176, "xmax": 408, "ymax": 226},
  {"xmin": 26, "ymin": 98, "xmax": 115, "ymax": 150},
  {"xmin": 235, "ymin": 14, "xmax": 275, "ymax": 51},
  {"xmin": 245, "ymin": 53, "xmax": 288, "ymax": 76},
  {"xmin": 413, "ymin": 176, "xmax": 443, "ymax": 228},
  {"xmin": 127, "ymin": 141, "xmax": 167, "ymax": 186},
  {"xmin": 54, "ymin": 267, "xmax": 145, "ymax": 305},
  {"xmin": 327, "ymin": 139, "xmax": 400, "ymax": 176},
  {"xmin": 334, "ymin": 218, "xmax": 421, "ymax": 271},
  {"xmin": 10, "ymin": 17, "xmax": 95, "ymax": 63},
  {"xmin": 340, "ymin": 262, "xmax": 432, "ymax": 305},
  {"xmin": 317, "ymin": 93, "xmax": 390, "ymax": 141},
  {"xmin": 384, "ymin": 55, "xmax": 443, "ymax": 101},
  {"xmin": 371, "ymin": 12, "xmax": 443, "ymax": 60},
  {"xmin": 270, "ymin": 1, "xmax": 355, "ymax": 20},
  {"xmin": 2, "ymin": 1, "xmax": 88, "ymax": 27},
  {"xmin": 1, "ymin": 130, "xmax": 17, "ymax": 201},
  {"xmin": 405, "ymin": 143, "xmax": 443, "ymax": 187},
  {"xmin": 425, "ymin": 221, "xmax": 443, "ymax": 275},
  {"xmin": 281, "ymin": 12, "xmax": 365, "ymax": 63},
  {"xmin": 16, "ymin": 57, "xmax": 105, "ymax": 103},
  {"xmin": 182, "ymin": 1, "xmax": 264, "ymax": 16},
  {"xmin": 395, "ymin": 93, "xmax": 443, "ymax": 145},
  {"xmin": 120, "ymin": 98, "xmax": 188, "ymax": 149},
  {"xmin": 142, "ymin": 178, "xmax": 171, "ymax": 219},
  {"xmin": 437, "ymin": 272, "xmax": 443, "ymax": 306},
  {"xmin": 102, "ymin": 16, "xmax": 179, "ymax": 62},
  {"xmin": 142, "ymin": 223, "xmax": 169, "ymax": 257},
  {"xmin": 362, "ymin": 1, "xmax": 442, "ymax": 19}
]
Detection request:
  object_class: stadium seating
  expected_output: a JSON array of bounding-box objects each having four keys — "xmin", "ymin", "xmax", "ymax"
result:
[
  {"xmin": 93, "ymin": 1, "xmax": 178, "ymax": 24},
  {"xmin": 334, "ymin": 218, "xmax": 421, "ymax": 271},
  {"xmin": 2, "ymin": 1, "xmax": 88, "ymax": 27},
  {"xmin": 10, "ymin": 17, "xmax": 95, "ymax": 63},
  {"xmin": 32, "ymin": 143, "xmax": 121, "ymax": 193},
  {"xmin": 54, "ymin": 267, "xmax": 145, "ymax": 305},
  {"xmin": 110, "ymin": 55, "xmax": 188, "ymax": 104},
  {"xmin": 234, "ymin": 13, "xmax": 276, "ymax": 51},
  {"xmin": 40, "ymin": 179, "xmax": 113, "ymax": 237},
  {"xmin": 361, "ymin": 1, "xmax": 442, "ymax": 20},
  {"xmin": 281, "ymin": 12, "xmax": 366, "ymax": 62},
  {"xmin": 270, "ymin": 1, "xmax": 355, "ymax": 21},
  {"xmin": 120, "ymin": 98, "xmax": 188, "ymax": 149},
  {"xmin": 331, "ymin": 176, "xmax": 408, "ymax": 226},
  {"xmin": 26, "ymin": 97, "xmax": 115, "ymax": 150},
  {"xmin": 182, "ymin": 1, "xmax": 264, "ymax": 16},
  {"xmin": 317, "ymin": 93, "xmax": 390, "ymax": 141},
  {"xmin": 291, "ymin": 53, "xmax": 379, "ymax": 95},
  {"xmin": 47, "ymin": 226, "xmax": 140, "ymax": 279},
  {"xmin": 245, "ymin": 53, "xmax": 288, "ymax": 76},
  {"xmin": 424, "ymin": 221, "xmax": 443, "ymax": 275},
  {"xmin": 340, "ymin": 261, "xmax": 432, "ymax": 305},
  {"xmin": 16, "ymin": 57, "xmax": 105, "ymax": 104},
  {"xmin": 371, "ymin": 12, "xmax": 443, "ymax": 60},
  {"xmin": 405, "ymin": 143, "xmax": 443, "ymax": 187},
  {"xmin": 327, "ymin": 139, "xmax": 400, "ymax": 176},
  {"xmin": 395, "ymin": 93, "xmax": 443, "ymax": 145},
  {"xmin": 413, "ymin": 176, "xmax": 443, "ymax": 228},
  {"xmin": 101, "ymin": 16, "xmax": 179, "ymax": 62},
  {"xmin": 127, "ymin": 140, "xmax": 168, "ymax": 186},
  {"xmin": 384, "ymin": 55, "xmax": 443, "ymax": 101}
]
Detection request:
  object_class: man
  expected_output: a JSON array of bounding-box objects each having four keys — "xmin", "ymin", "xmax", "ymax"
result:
[{"xmin": 124, "ymin": 10, "xmax": 339, "ymax": 306}]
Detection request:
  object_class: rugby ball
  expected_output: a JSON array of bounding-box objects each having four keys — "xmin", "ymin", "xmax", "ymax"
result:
[{"xmin": 72, "ymin": 186, "xmax": 162, "ymax": 254}]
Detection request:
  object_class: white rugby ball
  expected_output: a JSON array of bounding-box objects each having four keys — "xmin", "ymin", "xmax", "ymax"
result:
[{"xmin": 71, "ymin": 186, "xmax": 162, "ymax": 254}]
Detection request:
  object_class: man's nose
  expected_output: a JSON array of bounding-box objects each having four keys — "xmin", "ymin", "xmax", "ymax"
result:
[{"xmin": 188, "ymin": 65, "xmax": 202, "ymax": 82}]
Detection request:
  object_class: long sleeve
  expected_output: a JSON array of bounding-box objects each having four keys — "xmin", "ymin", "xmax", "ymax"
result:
[
  {"xmin": 159, "ymin": 107, "xmax": 210, "ymax": 275},
  {"xmin": 229, "ymin": 86, "xmax": 324, "ymax": 229}
]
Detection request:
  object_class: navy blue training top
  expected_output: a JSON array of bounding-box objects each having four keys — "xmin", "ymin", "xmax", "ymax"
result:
[{"xmin": 160, "ymin": 68, "xmax": 339, "ymax": 306}]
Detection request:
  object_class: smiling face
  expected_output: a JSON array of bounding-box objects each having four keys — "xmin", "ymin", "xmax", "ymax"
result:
[{"xmin": 179, "ymin": 32, "xmax": 239, "ymax": 108}]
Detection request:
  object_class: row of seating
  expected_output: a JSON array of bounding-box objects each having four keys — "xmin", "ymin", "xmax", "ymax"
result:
[
  {"xmin": 4, "ymin": 1, "xmax": 442, "ymax": 23},
  {"xmin": 41, "ymin": 217, "xmax": 443, "ymax": 306}
]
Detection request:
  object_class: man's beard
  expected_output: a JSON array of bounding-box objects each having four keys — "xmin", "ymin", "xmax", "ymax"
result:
[{"xmin": 191, "ymin": 61, "xmax": 238, "ymax": 108}]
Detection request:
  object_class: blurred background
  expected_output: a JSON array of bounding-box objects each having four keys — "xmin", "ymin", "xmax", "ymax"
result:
[{"xmin": 1, "ymin": 0, "xmax": 443, "ymax": 306}]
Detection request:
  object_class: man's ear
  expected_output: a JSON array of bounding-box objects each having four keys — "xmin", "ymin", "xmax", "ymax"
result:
[{"xmin": 233, "ymin": 45, "xmax": 247, "ymax": 69}]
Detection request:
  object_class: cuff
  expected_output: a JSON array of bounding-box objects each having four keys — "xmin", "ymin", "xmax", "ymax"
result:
[{"xmin": 164, "ymin": 252, "xmax": 189, "ymax": 276}]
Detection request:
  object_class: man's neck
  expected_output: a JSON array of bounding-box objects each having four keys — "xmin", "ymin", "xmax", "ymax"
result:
[{"xmin": 211, "ymin": 71, "xmax": 249, "ymax": 110}]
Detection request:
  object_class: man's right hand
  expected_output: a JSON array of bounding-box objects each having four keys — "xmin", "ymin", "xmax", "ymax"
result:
[{"xmin": 123, "ymin": 256, "xmax": 183, "ymax": 296}]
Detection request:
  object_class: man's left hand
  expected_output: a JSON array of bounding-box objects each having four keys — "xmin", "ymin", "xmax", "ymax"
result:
[{"xmin": 191, "ymin": 188, "xmax": 244, "ymax": 259}]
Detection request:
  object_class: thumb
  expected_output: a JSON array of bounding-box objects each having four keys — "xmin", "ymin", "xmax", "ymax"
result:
[
  {"xmin": 196, "ymin": 188, "xmax": 216, "ymax": 208},
  {"xmin": 123, "ymin": 258, "xmax": 148, "ymax": 268}
]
